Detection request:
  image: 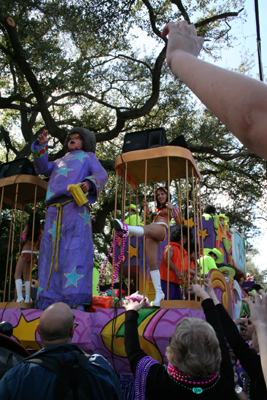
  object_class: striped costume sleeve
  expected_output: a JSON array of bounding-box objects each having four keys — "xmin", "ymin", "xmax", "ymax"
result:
[{"xmin": 172, "ymin": 207, "xmax": 182, "ymax": 225}]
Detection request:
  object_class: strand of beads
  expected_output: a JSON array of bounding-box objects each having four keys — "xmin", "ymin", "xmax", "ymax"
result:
[
  {"xmin": 165, "ymin": 365, "xmax": 220, "ymax": 394},
  {"xmin": 97, "ymin": 222, "xmax": 128, "ymax": 295},
  {"xmin": 135, "ymin": 356, "xmax": 159, "ymax": 400},
  {"xmin": 167, "ymin": 365, "xmax": 219, "ymax": 384}
]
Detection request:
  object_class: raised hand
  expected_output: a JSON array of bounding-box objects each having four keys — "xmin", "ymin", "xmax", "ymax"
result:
[
  {"xmin": 191, "ymin": 283, "xmax": 210, "ymax": 300},
  {"xmin": 38, "ymin": 129, "xmax": 50, "ymax": 145},
  {"xmin": 123, "ymin": 299, "xmax": 146, "ymax": 312},
  {"xmin": 243, "ymin": 290, "xmax": 267, "ymax": 330},
  {"xmin": 162, "ymin": 20, "xmax": 204, "ymax": 69},
  {"xmin": 206, "ymin": 278, "xmax": 220, "ymax": 305}
]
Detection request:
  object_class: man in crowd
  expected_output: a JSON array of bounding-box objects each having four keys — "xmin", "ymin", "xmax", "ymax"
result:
[{"xmin": 0, "ymin": 302, "xmax": 122, "ymax": 400}]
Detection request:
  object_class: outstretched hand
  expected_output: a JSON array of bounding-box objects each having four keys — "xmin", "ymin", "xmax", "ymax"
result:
[
  {"xmin": 191, "ymin": 283, "xmax": 210, "ymax": 300},
  {"xmin": 123, "ymin": 299, "xmax": 146, "ymax": 312},
  {"xmin": 38, "ymin": 129, "xmax": 50, "ymax": 145},
  {"xmin": 161, "ymin": 20, "xmax": 204, "ymax": 69},
  {"xmin": 243, "ymin": 290, "xmax": 267, "ymax": 329},
  {"xmin": 206, "ymin": 279, "xmax": 220, "ymax": 305}
]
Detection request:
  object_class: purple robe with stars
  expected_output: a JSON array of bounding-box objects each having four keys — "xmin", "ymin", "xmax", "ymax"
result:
[{"xmin": 31, "ymin": 140, "xmax": 108, "ymax": 310}]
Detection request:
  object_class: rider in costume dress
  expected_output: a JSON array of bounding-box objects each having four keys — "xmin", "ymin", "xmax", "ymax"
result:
[{"xmin": 32, "ymin": 128, "xmax": 108, "ymax": 310}]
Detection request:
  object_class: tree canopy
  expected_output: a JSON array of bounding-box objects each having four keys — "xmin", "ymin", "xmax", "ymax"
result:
[{"xmin": 1, "ymin": 0, "xmax": 265, "ymax": 246}]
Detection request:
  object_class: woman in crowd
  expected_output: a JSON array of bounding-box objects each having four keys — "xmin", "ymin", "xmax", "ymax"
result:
[
  {"xmin": 205, "ymin": 280, "xmax": 266, "ymax": 399},
  {"xmin": 123, "ymin": 283, "xmax": 236, "ymax": 399},
  {"xmin": 113, "ymin": 186, "xmax": 182, "ymax": 306},
  {"xmin": 14, "ymin": 214, "xmax": 42, "ymax": 303}
]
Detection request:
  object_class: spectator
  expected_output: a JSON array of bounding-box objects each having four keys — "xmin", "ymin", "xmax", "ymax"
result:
[
  {"xmin": 234, "ymin": 317, "xmax": 255, "ymax": 342},
  {"xmin": 205, "ymin": 280, "xmax": 266, "ymax": 399},
  {"xmin": 161, "ymin": 20, "xmax": 267, "ymax": 160},
  {"xmin": 123, "ymin": 291, "xmax": 236, "ymax": 399},
  {"xmin": 0, "ymin": 302, "xmax": 122, "ymax": 400},
  {"xmin": 244, "ymin": 290, "xmax": 267, "ymax": 388}
]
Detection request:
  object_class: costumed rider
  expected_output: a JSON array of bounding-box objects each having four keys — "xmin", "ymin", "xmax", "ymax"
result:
[
  {"xmin": 199, "ymin": 247, "xmax": 224, "ymax": 275},
  {"xmin": 159, "ymin": 225, "xmax": 189, "ymax": 300},
  {"xmin": 124, "ymin": 204, "xmax": 143, "ymax": 226},
  {"xmin": 113, "ymin": 186, "xmax": 182, "ymax": 306},
  {"xmin": 202, "ymin": 205, "xmax": 216, "ymax": 220},
  {"xmin": 14, "ymin": 214, "xmax": 42, "ymax": 303},
  {"xmin": 31, "ymin": 128, "xmax": 108, "ymax": 310},
  {"xmin": 218, "ymin": 266, "xmax": 236, "ymax": 282}
]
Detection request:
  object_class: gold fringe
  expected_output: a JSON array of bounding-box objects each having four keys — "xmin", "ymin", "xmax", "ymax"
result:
[{"xmin": 46, "ymin": 200, "xmax": 72, "ymax": 290}]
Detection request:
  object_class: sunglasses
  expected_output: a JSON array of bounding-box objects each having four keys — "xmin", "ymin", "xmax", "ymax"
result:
[{"xmin": 69, "ymin": 133, "xmax": 81, "ymax": 140}]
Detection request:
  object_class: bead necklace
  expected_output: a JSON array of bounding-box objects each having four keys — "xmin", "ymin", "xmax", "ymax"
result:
[
  {"xmin": 97, "ymin": 223, "xmax": 128, "ymax": 295},
  {"xmin": 165, "ymin": 365, "xmax": 220, "ymax": 394}
]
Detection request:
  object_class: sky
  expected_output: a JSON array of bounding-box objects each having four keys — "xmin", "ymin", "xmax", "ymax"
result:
[{"xmin": 213, "ymin": 0, "xmax": 267, "ymax": 79}]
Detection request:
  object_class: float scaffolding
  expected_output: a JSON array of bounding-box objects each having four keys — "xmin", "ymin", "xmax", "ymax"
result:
[{"xmin": 0, "ymin": 150, "xmax": 245, "ymax": 375}]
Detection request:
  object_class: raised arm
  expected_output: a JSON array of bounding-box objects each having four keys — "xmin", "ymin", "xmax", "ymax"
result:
[
  {"xmin": 243, "ymin": 290, "xmax": 267, "ymax": 388},
  {"xmin": 162, "ymin": 21, "xmax": 267, "ymax": 160}
]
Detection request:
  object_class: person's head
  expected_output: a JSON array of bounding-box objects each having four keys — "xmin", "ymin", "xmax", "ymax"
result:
[
  {"xmin": 166, "ymin": 317, "xmax": 221, "ymax": 377},
  {"xmin": 208, "ymin": 251, "xmax": 218, "ymax": 262},
  {"xmin": 64, "ymin": 127, "xmax": 96, "ymax": 153},
  {"xmin": 125, "ymin": 204, "xmax": 137, "ymax": 213},
  {"xmin": 67, "ymin": 133, "xmax": 83, "ymax": 151},
  {"xmin": 36, "ymin": 302, "xmax": 74, "ymax": 348},
  {"xmin": 155, "ymin": 186, "xmax": 169, "ymax": 208},
  {"xmin": 187, "ymin": 241, "xmax": 199, "ymax": 258},
  {"xmin": 240, "ymin": 318, "xmax": 255, "ymax": 341},
  {"xmin": 204, "ymin": 205, "xmax": 216, "ymax": 216},
  {"xmin": 218, "ymin": 266, "xmax": 235, "ymax": 279},
  {"xmin": 252, "ymin": 284, "xmax": 262, "ymax": 293},
  {"xmin": 242, "ymin": 286, "xmax": 251, "ymax": 295},
  {"xmin": 170, "ymin": 226, "xmax": 189, "ymax": 245}
]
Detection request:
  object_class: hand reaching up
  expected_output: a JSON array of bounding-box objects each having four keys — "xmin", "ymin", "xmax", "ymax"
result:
[
  {"xmin": 162, "ymin": 20, "xmax": 204, "ymax": 70},
  {"xmin": 38, "ymin": 129, "xmax": 50, "ymax": 145},
  {"xmin": 243, "ymin": 290, "xmax": 267, "ymax": 330},
  {"xmin": 191, "ymin": 283, "xmax": 210, "ymax": 301},
  {"xmin": 123, "ymin": 299, "xmax": 146, "ymax": 312},
  {"xmin": 206, "ymin": 279, "xmax": 220, "ymax": 305}
]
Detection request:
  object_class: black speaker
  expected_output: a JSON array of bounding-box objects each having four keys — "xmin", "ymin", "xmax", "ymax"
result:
[
  {"xmin": 169, "ymin": 134, "xmax": 188, "ymax": 149},
  {"xmin": 122, "ymin": 128, "xmax": 168, "ymax": 153},
  {"xmin": 0, "ymin": 158, "xmax": 36, "ymax": 178}
]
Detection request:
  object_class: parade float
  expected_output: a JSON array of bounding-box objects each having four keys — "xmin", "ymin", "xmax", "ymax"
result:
[{"xmin": 0, "ymin": 142, "xmax": 246, "ymax": 378}]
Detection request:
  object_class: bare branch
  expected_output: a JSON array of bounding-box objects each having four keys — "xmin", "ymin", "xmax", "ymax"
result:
[
  {"xmin": 189, "ymin": 145, "xmax": 261, "ymax": 161},
  {"xmin": 142, "ymin": 0, "xmax": 163, "ymax": 39},
  {"xmin": 171, "ymin": 0, "xmax": 190, "ymax": 23},
  {"xmin": 195, "ymin": 9, "xmax": 244, "ymax": 28}
]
